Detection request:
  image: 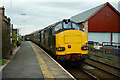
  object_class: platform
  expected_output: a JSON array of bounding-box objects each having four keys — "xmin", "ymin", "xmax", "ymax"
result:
[{"xmin": 2, "ymin": 41, "xmax": 74, "ymax": 79}]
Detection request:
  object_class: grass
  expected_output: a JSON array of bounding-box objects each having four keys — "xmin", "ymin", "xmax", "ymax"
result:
[{"xmin": 0, "ymin": 59, "xmax": 7, "ymax": 66}]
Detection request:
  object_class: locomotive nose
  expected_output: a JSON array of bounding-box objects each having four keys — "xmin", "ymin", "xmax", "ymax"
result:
[
  {"xmin": 64, "ymin": 35, "xmax": 82, "ymax": 54},
  {"xmin": 64, "ymin": 35, "xmax": 82, "ymax": 44}
]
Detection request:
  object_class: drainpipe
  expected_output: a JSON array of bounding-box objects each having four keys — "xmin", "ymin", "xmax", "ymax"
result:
[{"xmin": 111, "ymin": 32, "xmax": 113, "ymax": 46}]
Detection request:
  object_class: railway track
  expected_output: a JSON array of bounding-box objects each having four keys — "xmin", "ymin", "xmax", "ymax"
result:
[
  {"xmin": 66, "ymin": 67, "xmax": 98, "ymax": 79},
  {"xmin": 88, "ymin": 58, "xmax": 120, "ymax": 70},
  {"xmin": 65, "ymin": 58, "xmax": 120, "ymax": 79},
  {"xmin": 83, "ymin": 58, "xmax": 120, "ymax": 79},
  {"xmin": 86, "ymin": 58, "xmax": 120, "ymax": 77},
  {"xmin": 39, "ymin": 45, "xmax": 120, "ymax": 79}
]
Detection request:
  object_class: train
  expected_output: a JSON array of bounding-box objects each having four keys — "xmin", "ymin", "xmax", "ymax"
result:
[{"xmin": 25, "ymin": 19, "xmax": 89, "ymax": 64}]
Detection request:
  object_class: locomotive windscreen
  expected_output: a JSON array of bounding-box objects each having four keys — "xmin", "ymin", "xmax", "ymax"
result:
[{"xmin": 54, "ymin": 20, "xmax": 83, "ymax": 32}]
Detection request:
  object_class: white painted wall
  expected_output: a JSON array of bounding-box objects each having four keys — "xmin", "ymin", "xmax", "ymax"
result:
[
  {"xmin": 88, "ymin": 32, "xmax": 111, "ymax": 43},
  {"xmin": 113, "ymin": 33, "xmax": 120, "ymax": 42},
  {"xmin": 113, "ymin": 33, "xmax": 120, "ymax": 47},
  {"xmin": 88, "ymin": 32, "xmax": 120, "ymax": 47}
]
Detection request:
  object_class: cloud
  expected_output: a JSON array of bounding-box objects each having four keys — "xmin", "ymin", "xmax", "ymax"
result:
[
  {"xmin": 2, "ymin": 1, "xmax": 119, "ymax": 35},
  {"xmin": 2, "ymin": 0, "xmax": 120, "ymax": 2},
  {"xmin": 13, "ymin": 24, "xmax": 39, "ymax": 36},
  {"xmin": 13, "ymin": 24, "xmax": 21, "ymax": 29}
]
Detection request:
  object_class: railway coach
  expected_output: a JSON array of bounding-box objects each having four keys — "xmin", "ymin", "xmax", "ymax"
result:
[{"xmin": 25, "ymin": 19, "xmax": 89, "ymax": 63}]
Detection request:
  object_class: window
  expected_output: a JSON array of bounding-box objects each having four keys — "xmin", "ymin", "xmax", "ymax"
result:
[
  {"xmin": 63, "ymin": 22, "xmax": 72, "ymax": 29},
  {"xmin": 72, "ymin": 23, "xmax": 80, "ymax": 30},
  {"xmin": 41, "ymin": 31, "xmax": 44, "ymax": 42},
  {"xmin": 53, "ymin": 21, "xmax": 83, "ymax": 33},
  {"xmin": 39, "ymin": 33, "xmax": 41, "ymax": 42},
  {"xmin": 55, "ymin": 23, "xmax": 62, "ymax": 31}
]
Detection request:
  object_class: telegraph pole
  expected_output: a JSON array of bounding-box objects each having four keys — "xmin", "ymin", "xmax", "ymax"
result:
[{"xmin": 17, "ymin": 14, "xmax": 26, "ymax": 47}]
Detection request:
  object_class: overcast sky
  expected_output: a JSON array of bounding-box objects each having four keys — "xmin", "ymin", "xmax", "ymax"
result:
[{"xmin": 0, "ymin": 0, "xmax": 119, "ymax": 36}]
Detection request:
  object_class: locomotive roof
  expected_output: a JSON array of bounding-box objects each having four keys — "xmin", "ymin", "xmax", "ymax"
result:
[
  {"xmin": 43, "ymin": 21, "xmax": 61, "ymax": 30},
  {"xmin": 31, "ymin": 29, "xmax": 41, "ymax": 34},
  {"xmin": 29, "ymin": 21, "xmax": 60, "ymax": 34},
  {"xmin": 29, "ymin": 19, "xmax": 72, "ymax": 34},
  {"xmin": 43, "ymin": 19, "xmax": 72, "ymax": 30}
]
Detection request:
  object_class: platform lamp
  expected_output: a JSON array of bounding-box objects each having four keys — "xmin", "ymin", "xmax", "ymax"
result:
[
  {"xmin": 22, "ymin": 20, "xmax": 26, "ymax": 41},
  {"xmin": 17, "ymin": 13, "xmax": 26, "ymax": 47}
]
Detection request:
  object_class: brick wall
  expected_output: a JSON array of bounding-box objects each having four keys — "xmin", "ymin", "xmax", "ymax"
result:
[
  {"xmin": 0, "ymin": 7, "xmax": 2, "ymax": 60},
  {"xmin": 1, "ymin": 7, "xmax": 11, "ymax": 59}
]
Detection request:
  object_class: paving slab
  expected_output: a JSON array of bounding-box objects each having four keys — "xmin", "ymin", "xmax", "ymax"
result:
[
  {"xmin": 30, "ymin": 42, "xmax": 74, "ymax": 79},
  {"xmin": 2, "ymin": 41, "xmax": 74, "ymax": 80},
  {"xmin": 2, "ymin": 41, "xmax": 44, "ymax": 79}
]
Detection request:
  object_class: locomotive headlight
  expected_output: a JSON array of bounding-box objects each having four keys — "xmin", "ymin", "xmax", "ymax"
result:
[
  {"xmin": 81, "ymin": 46, "xmax": 88, "ymax": 50},
  {"xmin": 58, "ymin": 48, "xmax": 61, "ymax": 51},
  {"xmin": 58, "ymin": 47, "xmax": 65, "ymax": 51},
  {"xmin": 81, "ymin": 42, "xmax": 88, "ymax": 50}
]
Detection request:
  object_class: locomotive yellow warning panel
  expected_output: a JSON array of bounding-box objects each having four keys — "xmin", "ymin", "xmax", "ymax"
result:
[{"xmin": 56, "ymin": 30, "xmax": 88, "ymax": 55}]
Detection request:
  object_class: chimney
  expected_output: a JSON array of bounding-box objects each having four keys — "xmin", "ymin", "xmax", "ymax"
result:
[{"xmin": 0, "ymin": 6, "xmax": 5, "ymax": 16}]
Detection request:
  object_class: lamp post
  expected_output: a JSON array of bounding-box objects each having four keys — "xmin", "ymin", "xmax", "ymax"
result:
[
  {"xmin": 17, "ymin": 13, "xmax": 26, "ymax": 47},
  {"xmin": 22, "ymin": 20, "xmax": 26, "ymax": 41},
  {"xmin": 21, "ymin": 14, "xmax": 26, "ymax": 41}
]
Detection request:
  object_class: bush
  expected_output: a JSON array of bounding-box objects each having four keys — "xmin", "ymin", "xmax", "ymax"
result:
[{"xmin": 12, "ymin": 32, "xmax": 21, "ymax": 47}]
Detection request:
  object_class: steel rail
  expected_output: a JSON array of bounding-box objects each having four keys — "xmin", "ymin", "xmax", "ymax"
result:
[
  {"xmin": 83, "ymin": 70, "xmax": 100, "ymax": 80},
  {"xmin": 84, "ymin": 62, "xmax": 120, "ymax": 78},
  {"xmin": 89, "ymin": 58, "xmax": 120, "ymax": 70}
]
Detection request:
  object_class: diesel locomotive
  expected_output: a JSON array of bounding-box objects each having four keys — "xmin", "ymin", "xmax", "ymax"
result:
[{"xmin": 25, "ymin": 19, "xmax": 89, "ymax": 63}]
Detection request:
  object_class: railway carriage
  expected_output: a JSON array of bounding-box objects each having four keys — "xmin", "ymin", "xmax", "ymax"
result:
[{"xmin": 25, "ymin": 19, "xmax": 89, "ymax": 63}]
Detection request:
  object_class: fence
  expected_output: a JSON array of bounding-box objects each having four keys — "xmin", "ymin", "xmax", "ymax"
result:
[{"xmin": 88, "ymin": 42, "xmax": 120, "ymax": 57}]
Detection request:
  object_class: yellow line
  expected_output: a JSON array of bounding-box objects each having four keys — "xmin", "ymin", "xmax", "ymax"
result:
[{"xmin": 29, "ymin": 42, "xmax": 54, "ymax": 78}]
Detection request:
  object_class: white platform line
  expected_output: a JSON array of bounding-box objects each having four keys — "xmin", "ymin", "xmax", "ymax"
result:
[{"xmin": 40, "ymin": 47, "xmax": 76, "ymax": 80}]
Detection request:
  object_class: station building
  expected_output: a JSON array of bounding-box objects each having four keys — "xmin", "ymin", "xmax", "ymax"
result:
[{"xmin": 70, "ymin": 2, "xmax": 120, "ymax": 44}]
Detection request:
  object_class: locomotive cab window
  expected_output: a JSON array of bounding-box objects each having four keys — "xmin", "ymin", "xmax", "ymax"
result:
[
  {"xmin": 55, "ymin": 23, "xmax": 62, "ymax": 31},
  {"xmin": 53, "ymin": 20, "xmax": 83, "ymax": 34},
  {"xmin": 63, "ymin": 21, "xmax": 82, "ymax": 31},
  {"xmin": 72, "ymin": 22, "xmax": 81, "ymax": 30},
  {"xmin": 63, "ymin": 22, "xmax": 72, "ymax": 29},
  {"xmin": 72, "ymin": 22, "xmax": 83, "ymax": 31}
]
